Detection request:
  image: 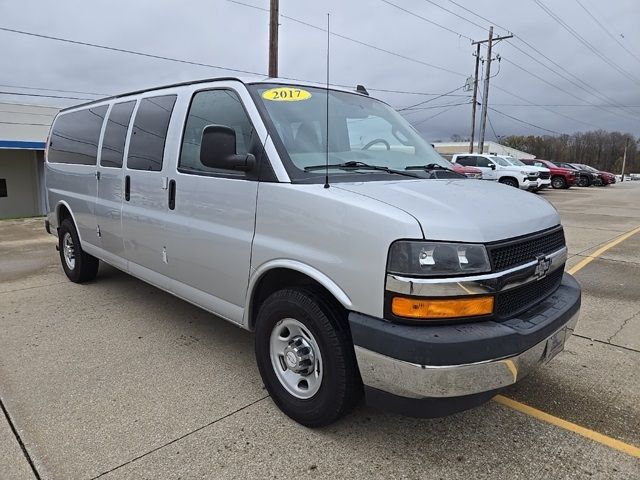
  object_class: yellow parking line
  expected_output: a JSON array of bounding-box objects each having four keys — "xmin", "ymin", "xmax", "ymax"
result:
[
  {"xmin": 495, "ymin": 395, "xmax": 640, "ymax": 458},
  {"xmin": 494, "ymin": 224, "xmax": 640, "ymax": 458},
  {"xmin": 567, "ymin": 224, "xmax": 640, "ymax": 275}
]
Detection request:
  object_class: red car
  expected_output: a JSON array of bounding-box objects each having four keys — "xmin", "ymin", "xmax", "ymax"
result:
[
  {"xmin": 521, "ymin": 158, "xmax": 576, "ymax": 189},
  {"xmin": 450, "ymin": 162, "xmax": 483, "ymax": 179},
  {"xmin": 598, "ymin": 170, "xmax": 616, "ymax": 185}
]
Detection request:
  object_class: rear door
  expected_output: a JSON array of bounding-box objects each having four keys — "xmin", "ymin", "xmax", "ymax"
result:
[
  {"xmin": 162, "ymin": 87, "xmax": 261, "ymax": 322},
  {"xmin": 121, "ymin": 94, "xmax": 177, "ymax": 275},
  {"xmin": 95, "ymin": 100, "xmax": 136, "ymax": 267}
]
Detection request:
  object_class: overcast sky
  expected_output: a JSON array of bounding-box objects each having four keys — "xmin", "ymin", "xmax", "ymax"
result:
[{"xmin": 1, "ymin": 0, "xmax": 639, "ymax": 141}]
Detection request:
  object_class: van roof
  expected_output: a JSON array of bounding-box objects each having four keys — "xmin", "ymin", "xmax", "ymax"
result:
[{"xmin": 60, "ymin": 76, "xmax": 368, "ymax": 112}]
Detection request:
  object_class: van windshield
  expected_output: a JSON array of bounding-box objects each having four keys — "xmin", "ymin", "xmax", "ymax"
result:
[{"xmin": 249, "ymin": 84, "xmax": 453, "ymax": 182}]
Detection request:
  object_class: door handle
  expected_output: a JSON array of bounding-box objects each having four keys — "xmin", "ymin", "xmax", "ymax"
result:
[
  {"xmin": 124, "ymin": 175, "xmax": 130, "ymax": 201},
  {"xmin": 168, "ymin": 179, "xmax": 176, "ymax": 210}
]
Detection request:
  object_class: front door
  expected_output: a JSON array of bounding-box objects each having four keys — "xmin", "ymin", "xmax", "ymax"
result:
[
  {"xmin": 475, "ymin": 156, "xmax": 498, "ymax": 180},
  {"xmin": 162, "ymin": 87, "xmax": 260, "ymax": 323},
  {"xmin": 95, "ymin": 100, "xmax": 136, "ymax": 268}
]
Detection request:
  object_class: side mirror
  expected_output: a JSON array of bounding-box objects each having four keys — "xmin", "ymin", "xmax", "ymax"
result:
[
  {"xmin": 200, "ymin": 125, "xmax": 255, "ymax": 171},
  {"xmin": 489, "ymin": 164, "xmax": 496, "ymax": 170}
]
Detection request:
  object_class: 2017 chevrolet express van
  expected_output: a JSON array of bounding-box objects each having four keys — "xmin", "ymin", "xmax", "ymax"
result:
[{"xmin": 44, "ymin": 77, "xmax": 581, "ymax": 427}]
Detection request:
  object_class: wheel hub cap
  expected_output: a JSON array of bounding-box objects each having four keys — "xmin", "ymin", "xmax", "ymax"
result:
[
  {"xmin": 283, "ymin": 336, "xmax": 315, "ymax": 375},
  {"xmin": 62, "ymin": 233, "xmax": 76, "ymax": 270},
  {"xmin": 269, "ymin": 318, "xmax": 323, "ymax": 399}
]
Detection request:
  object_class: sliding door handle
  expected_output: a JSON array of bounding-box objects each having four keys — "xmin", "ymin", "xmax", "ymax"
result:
[
  {"xmin": 124, "ymin": 175, "xmax": 130, "ymax": 201},
  {"xmin": 168, "ymin": 179, "xmax": 176, "ymax": 210}
]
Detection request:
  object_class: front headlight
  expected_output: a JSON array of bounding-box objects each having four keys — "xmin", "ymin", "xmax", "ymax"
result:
[
  {"xmin": 520, "ymin": 170, "xmax": 529, "ymax": 176},
  {"xmin": 387, "ymin": 241, "xmax": 491, "ymax": 276}
]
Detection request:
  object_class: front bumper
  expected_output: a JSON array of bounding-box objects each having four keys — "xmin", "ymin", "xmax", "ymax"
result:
[
  {"xmin": 349, "ymin": 273, "xmax": 580, "ymax": 412},
  {"xmin": 537, "ymin": 178, "xmax": 551, "ymax": 189}
]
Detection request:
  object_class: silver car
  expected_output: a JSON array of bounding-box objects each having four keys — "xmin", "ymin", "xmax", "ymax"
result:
[{"xmin": 44, "ymin": 78, "xmax": 581, "ymax": 426}]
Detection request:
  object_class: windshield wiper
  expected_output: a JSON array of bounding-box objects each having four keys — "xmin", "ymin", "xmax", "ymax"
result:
[
  {"xmin": 304, "ymin": 161, "xmax": 421, "ymax": 178},
  {"xmin": 404, "ymin": 163, "xmax": 453, "ymax": 171}
]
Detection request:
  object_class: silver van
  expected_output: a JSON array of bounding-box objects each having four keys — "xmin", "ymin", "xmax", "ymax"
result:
[{"xmin": 44, "ymin": 78, "xmax": 580, "ymax": 426}]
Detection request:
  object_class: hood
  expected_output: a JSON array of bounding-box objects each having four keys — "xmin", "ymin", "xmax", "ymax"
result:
[
  {"xmin": 506, "ymin": 164, "xmax": 542, "ymax": 174},
  {"xmin": 335, "ymin": 179, "xmax": 560, "ymax": 243}
]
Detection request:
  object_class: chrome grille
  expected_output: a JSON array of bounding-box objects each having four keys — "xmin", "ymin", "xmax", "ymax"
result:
[{"xmin": 488, "ymin": 228, "xmax": 565, "ymax": 272}]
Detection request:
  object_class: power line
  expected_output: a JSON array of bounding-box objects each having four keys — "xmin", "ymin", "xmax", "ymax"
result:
[
  {"xmin": 398, "ymin": 85, "xmax": 467, "ymax": 110},
  {"xmin": 492, "ymin": 103, "xmax": 640, "ymax": 107},
  {"xmin": 412, "ymin": 101, "xmax": 470, "ymax": 127},
  {"xmin": 488, "ymin": 107, "xmax": 563, "ymax": 135},
  {"xmin": 0, "ymin": 83, "xmax": 106, "ymax": 96},
  {"xmin": 0, "ymin": 90, "xmax": 94, "ymax": 100},
  {"xmin": 418, "ymin": 0, "xmax": 486, "ymax": 31},
  {"xmin": 533, "ymin": 0, "xmax": 640, "ymax": 86},
  {"xmin": 226, "ymin": 0, "xmax": 467, "ymax": 77},
  {"xmin": 400, "ymin": 100, "xmax": 471, "ymax": 116},
  {"xmin": 0, "ymin": 26, "xmax": 264, "ymax": 76},
  {"xmin": 574, "ymin": 0, "xmax": 640, "ymax": 65},
  {"xmin": 443, "ymin": 1, "xmax": 640, "ymax": 121},
  {"xmin": 380, "ymin": 0, "xmax": 474, "ymax": 42}
]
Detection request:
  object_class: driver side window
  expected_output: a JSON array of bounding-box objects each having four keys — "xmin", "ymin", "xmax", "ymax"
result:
[
  {"xmin": 179, "ymin": 89, "xmax": 254, "ymax": 176},
  {"xmin": 476, "ymin": 157, "xmax": 492, "ymax": 168}
]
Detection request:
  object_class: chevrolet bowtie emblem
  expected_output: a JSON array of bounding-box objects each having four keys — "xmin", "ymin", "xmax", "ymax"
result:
[{"xmin": 534, "ymin": 255, "xmax": 551, "ymax": 280}]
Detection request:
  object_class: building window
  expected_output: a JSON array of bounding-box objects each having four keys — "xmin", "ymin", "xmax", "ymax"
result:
[{"xmin": 0, "ymin": 179, "xmax": 6, "ymax": 197}]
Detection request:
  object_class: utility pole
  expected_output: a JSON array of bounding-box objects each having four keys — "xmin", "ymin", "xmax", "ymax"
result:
[
  {"xmin": 268, "ymin": 0, "xmax": 279, "ymax": 78},
  {"xmin": 472, "ymin": 27, "xmax": 513, "ymax": 154},
  {"xmin": 469, "ymin": 43, "xmax": 480, "ymax": 153},
  {"xmin": 621, "ymin": 137, "xmax": 629, "ymax": 182}
]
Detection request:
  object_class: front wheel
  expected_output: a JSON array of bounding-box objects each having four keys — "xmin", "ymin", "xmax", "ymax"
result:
[
  {"xmin": 551, "ymin": 176, "xmax": 566, "ymax": 189},
  {"xmin": 577, "ymin": 175, "xmax": 590, "ymax": 187},
  {"xmin": 499, "ymin": 177, "xmax": 519, "ymax": 188},
  {"xmin": 58, "ymin": 219, "xmax": 99, "ymax": 283},
  {"xmin": 254, "ymin": 288, "xmax": 362, "ymax": 427}
]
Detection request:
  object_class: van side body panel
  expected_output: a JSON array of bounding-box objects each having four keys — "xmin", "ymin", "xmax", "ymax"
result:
[{"xmin": 248, "ymin": 183, "xmax": 424, "ymax": 324}]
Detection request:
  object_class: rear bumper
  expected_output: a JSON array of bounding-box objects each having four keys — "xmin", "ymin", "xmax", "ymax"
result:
[{"xmin": 349, "ymin": 273, "xmax": 580, "ymax": 414}]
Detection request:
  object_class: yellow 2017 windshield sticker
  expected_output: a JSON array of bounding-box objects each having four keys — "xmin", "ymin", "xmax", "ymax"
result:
[{"xmin": 262, "ymin": 87, "xmax": 312, "ymax": 101}]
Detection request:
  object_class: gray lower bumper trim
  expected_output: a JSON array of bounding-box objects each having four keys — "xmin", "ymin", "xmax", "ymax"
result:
[{"xmin": 354, "ymin": 311, "xmax": 579, "ymax": 399}]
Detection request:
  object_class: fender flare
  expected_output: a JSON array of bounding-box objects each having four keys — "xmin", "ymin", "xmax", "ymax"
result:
[
  {"xmin": 55, "ymin": 200, "xmax": 83, "ymax": 244},
  {"xmin": 243, "ymin": 259, "xmax": 353, "ymax": 329}
]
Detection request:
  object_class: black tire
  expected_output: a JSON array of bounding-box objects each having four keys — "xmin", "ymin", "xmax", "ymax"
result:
[
  {"xmin": 254, "ymin": 287, "xmax": 362, "ymax": 427},
  {"xmin": 58, "ymin": 218, "xmax": 99, "ymax": 283},
  {"xmin": 551, "ymin": 176, "xmax": 566, "ymax": 189},
  {"xmin": 499, "ymin": 177, "xmax": 519, "ymax": 188},
  {"xmin": 577, "ymin": 175, "xmax": 590, "ymax": 187}
]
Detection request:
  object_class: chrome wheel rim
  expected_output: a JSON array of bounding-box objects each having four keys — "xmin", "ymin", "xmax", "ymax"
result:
[
  {"xmin": 62, "ymin": 232, "xmax": 76, "ymax": 270},
  {"xmin": 269, "ymin": 318, "xmax": 323, "ymax": 399}
]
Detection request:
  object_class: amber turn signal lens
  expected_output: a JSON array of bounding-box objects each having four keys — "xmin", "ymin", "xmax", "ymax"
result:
[{"xmin": 391, "ymin": 296, "xmax": 494, "ymax": 320}]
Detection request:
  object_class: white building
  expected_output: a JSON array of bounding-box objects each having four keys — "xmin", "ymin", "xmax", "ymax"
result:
[
  {"xmin": 433, "ymin": 141, "xmax": 535, "ymax": 160},
  {"xmin": 0, "ymin": 102, "xmax": 59, "ymax": 219}
]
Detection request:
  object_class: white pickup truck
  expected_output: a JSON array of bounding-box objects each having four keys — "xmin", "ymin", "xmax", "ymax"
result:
[
  {"xmin": 451, "ymin": 153, "xmax": 539, "ymax": 191},
  {"xmin": 497, "ymin": 155, "xmax": 551, "ymax": 190}
]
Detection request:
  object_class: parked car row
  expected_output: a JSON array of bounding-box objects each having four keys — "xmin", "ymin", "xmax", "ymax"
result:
[{"xmin": 446, "ymin": 153, "xmax": 616, "ymax": 191}]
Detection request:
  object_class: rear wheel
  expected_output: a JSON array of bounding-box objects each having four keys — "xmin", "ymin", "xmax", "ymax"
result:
[
  {"xmin": 551, "ymin": 176, "xmax": 566, "ymax": 189},
  {"xmin": 58, "ymin": 219, "xmax": 99, "ymax": 283},
  {"xmin": 254, "ymin": 287, "xmax": 362, "ymax": 427},
  {"xmin": 577, "ymin": 175, "xmax": 590, "ymax": 187},
  {"xmin": 499, "ymin": 177, "xmax": 519, "ymax": 188}
]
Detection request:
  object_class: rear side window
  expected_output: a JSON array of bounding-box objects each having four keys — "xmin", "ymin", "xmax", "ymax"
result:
[
  {"xmin": 456, "ymin": 156, "xmax": 476, "ymax": 167},
  {"xmin": 179, "ymin": 89, "xmax": 254, "ymax": 175},
  {"xmin": 127, "ymin": 95, "xmax": 177, "ymax": 171},
  {"xmin": 48, "ymin": 106, "xmax": 108, "ymax": 165},
  {"xmin": 100, "ymin": 101, "xmax": 136, "ymax": 168}
]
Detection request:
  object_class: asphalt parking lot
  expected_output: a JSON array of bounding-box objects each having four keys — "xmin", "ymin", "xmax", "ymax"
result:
[{"xmin": 1, "ymin": 183, "xmax": 639, "ymax": 479}]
